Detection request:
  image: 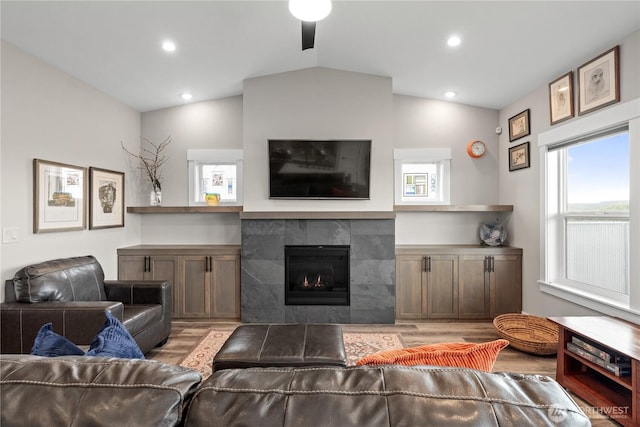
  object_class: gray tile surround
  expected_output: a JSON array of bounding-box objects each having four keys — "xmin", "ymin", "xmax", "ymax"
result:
[{"xmin": 241, "ymin": 218, "xmax": 395, "ymax": 323}]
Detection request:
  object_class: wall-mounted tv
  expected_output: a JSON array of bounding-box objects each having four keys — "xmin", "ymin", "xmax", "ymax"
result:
[{"xmin": 268, "ymin": 139, "xmax": 371, "ymax": 199}]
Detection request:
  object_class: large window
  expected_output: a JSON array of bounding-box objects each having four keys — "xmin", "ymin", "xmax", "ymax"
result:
[
  {"xmin": 547, "ymin": 129, "xmax": 629, "ymax": 304},
  {"xmin": 539, "ymin": 100, "xmax": 639, "ymax": 319}
]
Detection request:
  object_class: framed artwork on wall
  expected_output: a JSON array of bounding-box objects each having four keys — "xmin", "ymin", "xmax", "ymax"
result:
[
  {"xmin": 89, "ymin": 167, "xmax": 125, "ymax": 229},
  {"xmin": 508, "ymin": 142, "xmax": 530, "ymax": 172},
  {"xmin": 33, "ymin": 159, "xmax": 86, "ymax": 233},
  {"xmin": 549, "ymin": 71, "xmax": 574, "ymax": 125},
  {"xmin": 578, "ymin": 45, "xmax": 620, "ymax": 115},
  {"xmin": 508, "ymin": 109, "xmax": 530, "ymax": 142}
]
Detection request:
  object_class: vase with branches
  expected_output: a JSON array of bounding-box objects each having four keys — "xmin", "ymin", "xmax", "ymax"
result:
[{"xmin": 121, "ymin": 136, "xmax": 171, "ymax": 206}]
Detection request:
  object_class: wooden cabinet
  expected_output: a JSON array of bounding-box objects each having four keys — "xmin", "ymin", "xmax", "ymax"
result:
[
  {"xmin": 118, "ymin": 255, "xmax": 181, "ymax": 317},
  {"xmin": 396, "ymin": 254, "xmax": 458, "ymax": 319},
  {"xmin": 396, "ymin": 246, "xmax": 522, "ymax": 320},
  {"xmin": 118, "ymin": 245, "xmax": 240, "ymax": 319},
  {"xmin": 458, "ymin": 253, "xmax": 522, "ymax": 319},
  {"xmin": 549, "ymin": 316, "xmax": 640, "ymax": 427}
]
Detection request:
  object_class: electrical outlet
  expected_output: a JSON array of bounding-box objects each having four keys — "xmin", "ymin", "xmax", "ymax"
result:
[{"xmin": 2, "ymin": 227, "xmax": 20, "ymax": 243}]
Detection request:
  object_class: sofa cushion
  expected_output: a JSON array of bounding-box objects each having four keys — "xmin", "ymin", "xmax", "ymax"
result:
[
  {"xmin": 185, "ymin": 365, "xmax": 590, "ymax": 426},
  {"xmin": 30, "ymin": 323, "xmax": 85, "ymax": 357},
  {"xmin": 13, "ymin": 256, "xmax": 107, "ymax": 303},
  {"xmin": 86, "ymin": 311, "xmax": 144, "ymax": 359},
  {"xmin": 0, "ymin": 355, "xmax": 202, "ymax": 427},
  {"xmin": 356, "ymin": 339, "xmax": 509, "ymax": 371}
]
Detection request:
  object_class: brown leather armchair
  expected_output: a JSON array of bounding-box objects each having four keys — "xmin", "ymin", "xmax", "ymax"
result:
[{"xmin": 0, "ymin": 255, "xmax": 171, "ymax": 354}]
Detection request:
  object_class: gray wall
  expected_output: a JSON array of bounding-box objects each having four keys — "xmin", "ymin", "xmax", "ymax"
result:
[
  {"xmin": 498, "ymin": 30, "xmax": 640, "ymax": 318},
  {"xmin": 0, "ymin": 41, "xmax": 141, "ymax": 293}
]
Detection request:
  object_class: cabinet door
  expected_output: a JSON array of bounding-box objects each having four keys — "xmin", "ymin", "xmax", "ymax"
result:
[
  {"xmin": 210, "ymin": 255, "xmax": 241, "ymax": 319},
  {"xmin": 395, "ymin": 255, "xmax": 427, "ymax": 319},
  {"xmin": 118, "ymin": 255, "xmax": 147, "ymax": 280},
  {"xmin": 490, "ymin": 255, "xmax": 522, "ymax": 317},
  {"xmin": 458, "ymin": 255, "xmax": 490, "ymax": 319},
  {"xmin": 148, "ymin": 256, "xmax": 181, "ymax": 318},
  {"xmin": 426, "ymin": 255, "xmax": 458, "ymax": 318},
  {"xmin": 181, "ymin": 256, "xmax": 210, "ymax": 318}
]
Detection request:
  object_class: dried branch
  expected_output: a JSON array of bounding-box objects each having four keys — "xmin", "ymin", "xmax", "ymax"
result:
[{"xmin": 121, "ymin": 136, "xmax": 171, "ymax": 191}]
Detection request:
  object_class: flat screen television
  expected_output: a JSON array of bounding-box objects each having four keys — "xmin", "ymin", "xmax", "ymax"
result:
[{"xmin": 268, "ymin": 139, "xmax": 371, "ymax": 199}]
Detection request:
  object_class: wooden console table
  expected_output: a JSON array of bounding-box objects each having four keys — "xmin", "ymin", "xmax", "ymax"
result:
[{"xmin": 549, "ymin": 316, "xmax": 640, "ymax": 426}]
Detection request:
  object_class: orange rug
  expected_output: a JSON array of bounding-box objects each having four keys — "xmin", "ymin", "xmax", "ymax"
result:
[{"xmin": 179, "ymin": 329, "xmax": 405, "ymax": 380}]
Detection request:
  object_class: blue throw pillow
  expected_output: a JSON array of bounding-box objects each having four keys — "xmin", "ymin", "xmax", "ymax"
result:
[
  {"xmin": 85, "ymin": 311, "xmax": 144, "ymax": 359},
  {"xmin": 30, "ymin": 323, "xmax": 85, "ymax": 357}
]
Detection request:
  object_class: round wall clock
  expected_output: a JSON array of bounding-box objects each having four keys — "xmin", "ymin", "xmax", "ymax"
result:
[{"xmin": 467, "ymin": 140, "xmax": 487, "ymax": 158}]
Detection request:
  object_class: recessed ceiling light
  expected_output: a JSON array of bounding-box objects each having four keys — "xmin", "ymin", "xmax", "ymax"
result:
[
  {"xmin": 447, "ymin": 35, "xmax": 461, "ymax": 47},
  {"xmin": 162, "ymin": 40, "xmax": 176, "ymax": 52},
  {"xmin": 181, "ymin": 92, "xmax": 193, "ymax": 100},
  {"xmin": 444, "ymin": 91, "xmax": 456, "ymax": 98}
]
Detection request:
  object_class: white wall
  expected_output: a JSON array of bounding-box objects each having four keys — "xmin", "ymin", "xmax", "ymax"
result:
[
  {"xmin": 138, "ymin": 67, "xmax": 503, "ymax": 245},
  {"xmin": 243, "ymin": 67, "xmax": 394, "ymax": 212},
  {"xmin": 498, "ymin": 30, "xmax": 640, "ymax": 317},
  {"xmin": 0, "ymin": 41, "xmax": 141, "ymax": 294},
  {"xmin": 393, "ymin": 95, "xmax": 502, "ymax": 244},
  {"xmin": 139, "ymin": 97, "xmax": 243, "ymax": 244}
]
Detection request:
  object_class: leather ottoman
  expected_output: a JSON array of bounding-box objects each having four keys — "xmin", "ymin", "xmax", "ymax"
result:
[{"xmin": 212, "ymin": 324, "xmax": 347, "ymax": 372}]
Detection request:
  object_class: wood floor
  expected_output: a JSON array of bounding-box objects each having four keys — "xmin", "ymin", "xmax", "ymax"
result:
[{"xmin": 147, "ymin": 319, "xmax": 618, "ymax": 426}]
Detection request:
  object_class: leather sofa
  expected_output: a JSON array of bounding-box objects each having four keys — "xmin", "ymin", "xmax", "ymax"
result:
[
  {"xmin": 0, "ymin": 256, "xmax": 171, "ymax": 354},
  {"xmin": 0, "ymin": 355, "xmax": 590, "ymax": 427}
]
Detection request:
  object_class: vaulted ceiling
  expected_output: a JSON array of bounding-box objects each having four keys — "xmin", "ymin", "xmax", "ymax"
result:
[{"xmin": 2, "ymin": 1, "xmax": 639, "ymax": 112}]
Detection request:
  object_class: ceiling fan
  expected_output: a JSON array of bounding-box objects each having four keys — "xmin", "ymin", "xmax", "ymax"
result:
[{"xmin": 289, "ymin": 0, "xmax": 332, "ymax": 50}]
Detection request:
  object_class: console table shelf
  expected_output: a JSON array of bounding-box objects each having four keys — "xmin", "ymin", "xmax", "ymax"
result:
[{"xmin": 549, "ymin": 316, "xmax": 640, "ymax": 427}]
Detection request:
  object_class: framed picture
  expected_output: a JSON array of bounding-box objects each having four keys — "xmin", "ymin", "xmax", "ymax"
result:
[
  {"xmin": 508, "ymin": 109, "xmax": 530, "ymax": 142},
  {"xmin": 509, "ymin": 142, "xmax": 530, "ymax": 171},
  {"xmin": 549, "ymin": 72, "xmax": 574, "ymax": 125},
  {"xmin": 578, "ymin": 45, "xmax": 619, "ymax": 115},
  {"xmin": 89, "ymin": 167, "xmax": 125, "ymax": 229},
  {"xmin": 33, "ymin": 159, "xmax": 86, "ymax": 233}
]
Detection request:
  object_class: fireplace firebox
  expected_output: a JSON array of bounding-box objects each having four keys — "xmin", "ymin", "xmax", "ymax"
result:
[{"xmin": 284, "ymin": 245, "xmax": 350, "ymax": 305}]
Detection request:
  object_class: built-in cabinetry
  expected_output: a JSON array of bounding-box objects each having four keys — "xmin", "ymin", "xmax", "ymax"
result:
[
  {"xmin": 117, "ymin": 245, "xmax": 241, "ymax": 319},
  {"xmin": 396, "ymin": 245, "xmax": 522, "ymax": 320}
]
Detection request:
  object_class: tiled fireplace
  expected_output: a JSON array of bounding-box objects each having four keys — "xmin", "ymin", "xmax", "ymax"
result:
[{"xmin": 240, "ymin": 213, "xmax": 395, "ymax": 323}]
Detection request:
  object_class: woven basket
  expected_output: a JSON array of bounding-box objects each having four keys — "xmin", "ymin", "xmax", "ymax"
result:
[{"xmin": 493, "ymin": 313, "xmax": 559, "ymax": 355}]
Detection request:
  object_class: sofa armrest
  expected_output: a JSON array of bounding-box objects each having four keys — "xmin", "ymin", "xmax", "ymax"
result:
[
  {"xmin": 103, "ymin": 280, "xmax": 171, "ymax": 307},
  {"xmin": 1, "ymin": 355, "xmax": 202, "ymax": 427},
  {"xmin": 0, "ymin": 301, "xmax": 124, "ymax": 354}
]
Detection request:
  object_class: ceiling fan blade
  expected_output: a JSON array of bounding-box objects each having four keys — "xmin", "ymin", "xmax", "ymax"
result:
[{"xmin": 301, "ymin": 21, "xmax": 316, "ymax": 50}]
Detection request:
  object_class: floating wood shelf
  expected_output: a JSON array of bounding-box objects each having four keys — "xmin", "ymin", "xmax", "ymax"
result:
[
  {"xmin": 393, "ymin": 204, "xmax": 513, "ymax": 212},
  {"xmin": 127, "ymin": 205, "xmax": 513, "ymax": 215},
  {"xmin": 126, "ymin": 206, "xmax": 243, "ymax": 214}
]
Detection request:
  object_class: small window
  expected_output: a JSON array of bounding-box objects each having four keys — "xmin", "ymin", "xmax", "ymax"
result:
[
  {"xmin": 394, "ymin": 148, "xmax": 451, "ymax": 205},
  {"xmin": 187, "ymin": 149, "xmax": 243, "ymax": 206}
]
